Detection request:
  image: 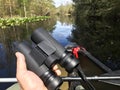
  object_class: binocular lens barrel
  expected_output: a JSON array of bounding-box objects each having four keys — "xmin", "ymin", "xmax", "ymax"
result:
[{"xmin": 31, "ymin": 28, "xmax": 79, "ymax": 72}]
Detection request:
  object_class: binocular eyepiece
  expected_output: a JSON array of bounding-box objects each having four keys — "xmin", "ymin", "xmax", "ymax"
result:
[{"xmin": 16, "ymin": 28, "xmax": 79, "ymax": 90}]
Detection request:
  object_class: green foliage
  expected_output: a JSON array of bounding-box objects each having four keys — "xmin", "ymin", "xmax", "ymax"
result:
[
  {"xmin": 72, "ymin": 0, "xmax": 120, "ymax": 63},
  {"xmin": 72, "ymin": 13, "xmax": 120, "ymax": 62},
  {"xmin": 0, "ymin": 0, "xmax": 55, "ymax": 17},
  {"xmin": 73, "ymin": 0, "xmax": 120, "ymax": 21},
  {"xmin": 0, "ymin": 16, "xmax": 50, "ymax": 28},
  {"xmin": 56, "ymin": 3, "xmax": 74, "ymax": 16}
]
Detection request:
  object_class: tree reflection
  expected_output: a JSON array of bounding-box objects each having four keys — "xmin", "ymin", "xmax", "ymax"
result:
[{"xmin": 71, "ymin": 17, "xmax": 120, "ymax": 70}]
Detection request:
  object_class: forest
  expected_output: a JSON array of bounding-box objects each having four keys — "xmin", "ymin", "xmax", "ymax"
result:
[
  {"xmin": 0, "ymin": 0, "xmax": 74, "ymax": 17},
  {"xmin": 0, "ymin": 0, "xmax": 55, "ymax": 17},
  {"xmin": 0, "ymin": 0, "xmax": 73, "ymax": 28},
  {"xmin": 0, "ymin": 0, "xmax": 120, "ymax": 19},
  {"xmin": 73, "ymin": 0, "xmax": 120, "ymax": 21},
  {"xmin": 0, "ymin": 0, "xmax": 120, "ymax": 28}
]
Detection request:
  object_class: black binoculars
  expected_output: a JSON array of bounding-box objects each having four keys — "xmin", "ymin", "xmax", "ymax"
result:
[{"xmin": 16, "ymin": 28, "xmax": 80, "ymax": 90}]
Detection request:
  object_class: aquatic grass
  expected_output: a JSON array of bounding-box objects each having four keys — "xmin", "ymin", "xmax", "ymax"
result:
[{"xmin": 0, "ymin": 16, "xmax": 50, "ymax": 28}]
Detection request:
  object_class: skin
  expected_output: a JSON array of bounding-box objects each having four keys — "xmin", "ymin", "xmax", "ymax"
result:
[{"xmin": 15, "ymin": 52, "xmax": 61, "ymax": 90}]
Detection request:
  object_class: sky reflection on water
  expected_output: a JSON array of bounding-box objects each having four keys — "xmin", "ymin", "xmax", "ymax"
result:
[{"xmin": 52, "ymin": 21, "xmax": 73, "ymax": 46}]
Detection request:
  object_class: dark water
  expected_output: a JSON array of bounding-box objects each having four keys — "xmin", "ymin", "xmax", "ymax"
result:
[{"xmin": 0, "ymin": 16, "xmax": 120, "ymax": 90}]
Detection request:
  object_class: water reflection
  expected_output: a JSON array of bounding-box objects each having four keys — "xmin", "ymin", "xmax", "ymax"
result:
[
  {"xmin": 51, "ymin": 21, "xmax": 73, "ymax": 46},
  {"xmin": 0, "ymin": 43, "xmax": 16, "ymax": 89},
  {"xmin": 0, "ymin": 43, "xmax": 8, "ymax": 76}
]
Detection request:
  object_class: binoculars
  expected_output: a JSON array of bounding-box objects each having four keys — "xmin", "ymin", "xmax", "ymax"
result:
[{"xmin": 16, "ymin": 28, "xmax": 80, "ymax": 90}]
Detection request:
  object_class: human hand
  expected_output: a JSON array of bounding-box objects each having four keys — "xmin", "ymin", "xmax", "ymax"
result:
[{"xmin": 16, "ymin": 52, "xmax": 61, "ymax": 90}]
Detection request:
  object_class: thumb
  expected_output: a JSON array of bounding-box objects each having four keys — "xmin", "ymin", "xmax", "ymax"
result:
[{"xmin": 16, "ymin": 52, "xmax": 27, "ymax": 74}]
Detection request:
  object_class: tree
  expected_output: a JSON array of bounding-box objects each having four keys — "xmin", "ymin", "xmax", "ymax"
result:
[{"xmin": 0, "ymin": 0, "xmax": 55, "ymax": 17}]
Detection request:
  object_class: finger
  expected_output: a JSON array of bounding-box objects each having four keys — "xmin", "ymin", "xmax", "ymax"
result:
[
  {"xmin": 55, "ymin": 70, "xmax": 61, "ymax": 76},
  {"xmin": 53, "ymin": 65, "xmax": 61, "ymax": 76},
  {"xmin": 53, "ymin": 65, "xmax": 58, "ymax": 71},
  {"xmin": 16, "ymin": 52, "xmax": 27, "ymax": 74}
]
